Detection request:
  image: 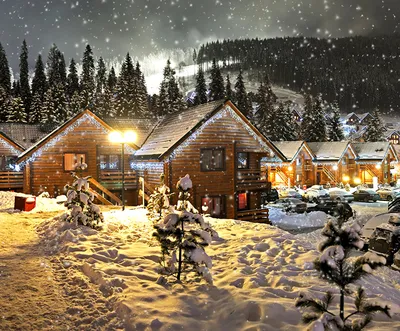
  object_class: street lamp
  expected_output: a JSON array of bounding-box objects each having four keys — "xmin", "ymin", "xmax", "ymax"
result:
[{"xmin": 108, "ymin": 130, "xmax": 137, "ymax": 211}]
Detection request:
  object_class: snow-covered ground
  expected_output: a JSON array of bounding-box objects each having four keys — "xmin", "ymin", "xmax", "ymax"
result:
[{"xmin": 1, "ymin": 191, "xmax": 399, "ymax": 330}]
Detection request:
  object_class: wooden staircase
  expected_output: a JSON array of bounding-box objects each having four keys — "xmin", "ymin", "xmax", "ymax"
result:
[
  {"xmin": 138, "ymin": 181, "xmax": 155, "ymax": 203},
  {"xmin": 365, "ymin": 165, "xmax": 379, "ymax": 178},
  {"xmin": 88, "ymin": 178, "xmax": 122, "ymax": 206},
  {"xmin": 276, "ymin": 166, "xmax": 289, "ymax": 186},
  {"xmin": 322, "ymin": 166, "xmax": 337, "ymax": 185}
]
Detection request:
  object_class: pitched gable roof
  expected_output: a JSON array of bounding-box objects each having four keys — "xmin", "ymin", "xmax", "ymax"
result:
[
  {"xmin": 271, "ymin": 141, "xmax": 313, "ymax": 162},
  {"xmin": 358, "ymin": 112, "xmax": 373, "ymax": 122},
  {"xmin": 0, "ymin": 131, "xmax": 25, "ymax": 154},
  {"xmin": 345, "ymin": 112, "xmax": 359, "ymax": 121},
  {"xmin": 352, "ymin": 142, "xmax": 398, "ymax": 162},
  {"xmin": 307, "ymin": 142, "xmax": 352, "ymax": 161},
  {"xmin": 0, "ymin": 123, "xmax": 54, "ymax": 150},
  {"xmin": 134, "ymin": 100, "xmax": 285, "ymax": 160},
  {"xmin": 18, "ymin": 110, "xmax": 140, "ymax": 164}
]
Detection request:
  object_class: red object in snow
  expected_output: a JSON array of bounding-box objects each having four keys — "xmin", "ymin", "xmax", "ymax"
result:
[
  {"xmin": 303, "ymin": 185, "xmax": 307, "ymax": 191},
  {"xmin": 14, "ymin": 196, "xmax": 36, "ymax": 211}
]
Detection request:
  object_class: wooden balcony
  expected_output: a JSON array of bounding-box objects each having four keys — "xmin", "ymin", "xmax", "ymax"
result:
[
  {"xmin": 236, "ymin": 208, "xmax": 270, "ymax": 224},
  {"xmin": 236, "ymin": 169, "xmax": 269, "ymax": 190},
  {"xmin": 98, "ymin": 171, "xmax": 137, "ymax": 190},
  {"xmin": 0, "ymin": 171, "xmax": 23, "ymax": 190},
  {"xmin": 304, "ymin": 164, "xmax": 313, "ymax": 171}
]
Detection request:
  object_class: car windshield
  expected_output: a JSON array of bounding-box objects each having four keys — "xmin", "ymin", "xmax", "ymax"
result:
[{"xmin": 366, "ymin": 190, "xmax": 377, "ymax": 194}]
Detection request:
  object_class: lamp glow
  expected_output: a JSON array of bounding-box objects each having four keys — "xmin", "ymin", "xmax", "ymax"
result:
[
  {"xmin": 343, "ymin": 175, "xmax": 350, "ymax": 182},
  {"xmin": 375, "ymin": 164, "xmax": 382, "ymax": 170},
  {"xmin": 288, "ymin": 166, "xmax": 293, "ymax": 171},
  {"xmin": 333, "ymin": 165, "xmax": 338, "ymax": 171},
  {"xmin": 354, "ymin": 177, "xmax": 361, "ymax": 184}
]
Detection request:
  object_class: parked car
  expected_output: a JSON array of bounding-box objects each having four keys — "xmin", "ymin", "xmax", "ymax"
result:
[
  {"xmin": 261, "ymin": 189, "xmax": 279, "ymax": 204},
  {"xmin": 306, "ymin": 201, "xmax": 354, "ymax": 221},
  {"xmin": 389, "ymin": 197, "xmax": 400, "ymax": 213},
  {"xmin": 329, "ymin": 189, "xmax": 354, "ymax": 203},
  {"xmin": 361, "ymin": 213, "xmax": 400, "ymax": 249},
  {"xmin": 353, "ymin": 189, "xmax": 380, "ymax": 202},
  {"xmin": 376, "ymin": 188, "xmax": 400, "ymax": 201},
  {"xmin": 279, "ymin": 189, "xmax": 303, "ymax": 199},
  {"xmin": 369, "ymin": 222, "xmax": 400, "ymax": 265},
  {"xmin": 303, "ymin": 185, "xmax": 330, "ymax": 203},
  {"xmin": 268, "ymin": 198, "xmax": 307, "ymax": 213}
]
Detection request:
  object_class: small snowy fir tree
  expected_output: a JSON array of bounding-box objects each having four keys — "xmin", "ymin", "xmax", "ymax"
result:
[
  {"xmin": 296, "ymin": 210, "xmax": 390, "ymax": 330},
  {"xmin": 328, "ymin": 102, "xmax": 345, "ymax": 141},
  {"xmin": 364, "ymin": 108, "xmax": 385, "ymax": 142},
  {"xmin": 153, "ymin": 174, "xmax": 218, "ymax": 284},
  {"xmin": 147, "ymin": 174, "xmax": 173, "ymax": 222},
  {"xmin": 61, "ymin": 158, "xmax": 104, "ymax": 229}
]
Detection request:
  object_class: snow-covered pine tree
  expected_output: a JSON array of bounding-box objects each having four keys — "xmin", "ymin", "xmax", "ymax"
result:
[
  {"xmin": 234, "ymin": 69, "xmax": 251, "ymax": 117},
  {"xmin": 30, "ymin": 91, "xmax": 43, "ymax": 123},
  {"xmin": 66, "ymin": 58, "xmax": 80, "ymax": 100},
  {"xmin": 6, "ymin": 97, "xmax": 26, "ymax": 123},
  {"xmin": 67, "ymin": 91, "xmax": 84, "ymax": 118},
  {"xmin": 209, "ymin": 58, "xmax": 225, "ymax": 101},
  {"xmin": 271, "ymin": 101, "xmax": 298, "ymax": 141},
  {"xmin": 19, "ymin": 40, "xmax": 31, "ymax": 118},
  {"xmin": 255, "ymin": 71, "xmax": 276, "ymax": 135},
  {"xmin": 153, "ymin": 174, "xmax": 218, "ymax": 284},
  {"xmin": 30, "ymin": 54, "xmax": 47, "ymax": 123},
  {"xmin": 296, "ymin": 211, "xmax": 390, "ymax": 330},
  {"xmin": 80, "ymin": 44, "xmax": 96, "ymax": 108},
  {"xmin": 226, "ymin": 74, "xmax": 233, "ymax": 100},
  {"xmin": 0, "ymin": 86, "xmax": 10, "ymax": 121},
  {"xmin": 0, "ymin": 42, "xmax": 11, "ymax": 95},
  {"xmin": 328, "ymin": 102, "xmax": 345, "ymax": 141},
  {"xmin": 46, "ymin": 44, "xmax": 66, "ymax": 87},
  {"xmin": 364, "ymin": 108, "xmax": 385, "ymax": 142},
  {"xmin": 115, "ymin": 53, "xmax": 135, "ymax": 118},
  {"xmin": 147, "ymin": 174, "xmax": 173, "ymax": 223},
  {"xmin": 12, "ymin": 80, "xmax": 21, "ymax": 98},
  {"xmin": 107, "ymin": 66, "xmax": 117, "ymax": 91},
  {"xmin": 134, "ymin": 61, "xmax": 150, "ymax": 117},
  {"xmin": 42, "ymin": 83, "xmax": 67, "ymax": 125},
  {"xmin": 301, "ymin": 94, "xmax": 327, "ymax": 142},
  {"xmin": 95, "ymin": 57, "xmax": 107, "ymax": 95},
  {"xmin": 193, "ymin": 65, "xmax": 207, "ymax": 105},
  {"xmin": 61, "ymin": 159, "xmax": 104, "ymax": 229}
]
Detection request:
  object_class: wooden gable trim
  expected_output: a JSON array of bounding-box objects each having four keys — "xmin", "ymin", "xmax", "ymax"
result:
[
  {"xmin": 18, "ymin": 110, "xmax": 140, "ymax": 163},
  {"xmin": 0, "ymin": 132, "xmax": 25, "ymax": 153},
  {"xmin": 340, "ymin": 142, "xmax": 357, "ymax": 161},
  {"xmin": 288, "ymin": 142, "xmax": 314, "ymax": 164}
]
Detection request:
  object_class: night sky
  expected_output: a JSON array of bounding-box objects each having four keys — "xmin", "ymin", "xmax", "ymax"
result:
[{"xmin": 0, "ymin": 0, "xmax": 399, "ymax": 69}]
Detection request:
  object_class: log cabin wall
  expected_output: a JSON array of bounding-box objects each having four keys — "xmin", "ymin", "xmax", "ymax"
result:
[
  {"xmin": 0, "ymin": 137, "xmax": 24, "ymax": 191},
  {"xmin": 167, "ymin": 111, "xmax": 273, "ymax": 219},
  {"xmin": 22, "ymin": 117, "xmax": 136, "ymax": 198}
]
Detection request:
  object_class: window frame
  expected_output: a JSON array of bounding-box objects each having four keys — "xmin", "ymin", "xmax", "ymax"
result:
[
  {"xmin": 200, "ymin": 147, "xmax": 226, "ymax": 172},
  {"xmin": 237, "ymin": 151, "xmax": 250, "ymax": 169},
  {"xmin": 63, "ymin": 152, "xmax": 88, "ymax": 172},
  {"xmin": 201, "ymin": 195, "xmax": 226, "ymax": 218},
  {"xmin": 237, "ymin": 192, "xmax": 249, "ymax": 211},
  {"xmin": 99, "ymin": 154, "xmax": 122, "ymax": 171}
]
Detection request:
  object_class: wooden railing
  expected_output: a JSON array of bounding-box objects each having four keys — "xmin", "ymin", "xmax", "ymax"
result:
[
  {"xmin": 322, "ymin": 166, "xmax": 337, "ymax": 185},
  {"xmin": 365, "ymin": 165, "xmax": 379, "ymax": 178},
  {"xmin": 0, "ymin": 171, "xmax": 23, "ymax": 189},
  {"xmin": 88, "ymin": 178, "xmax": 122, "ymax": 205},
  {"xmin": 236, "ymin": 169, "xmax": 269, "ymax": 190},
  {"xmin": 236, "ymin": 208, "xmax": 270, "ymax": 224},
  {"xmin": 138, "ymin": 181, "xmax": 155, "ymax": 203},
  {"xmin": 98, "ymin": 171, "xmax": 137, "ymax": 190},
  {"xmin": 304, "ymin": 164, "xmax": 313, "ymax": 171}
]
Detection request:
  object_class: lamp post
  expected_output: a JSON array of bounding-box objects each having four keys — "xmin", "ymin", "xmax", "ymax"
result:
[{"xmin": 108, "ymin": 130, "xmax": 137, "ymax": 211}]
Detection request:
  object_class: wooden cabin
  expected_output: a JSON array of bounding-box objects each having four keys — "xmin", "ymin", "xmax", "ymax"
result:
[
  {"xmin": 386, "ymin": 130, "xmax": 400, "ymax": 145},
  {"xmin": 345, "ymin": 113, "xmax": 360, "ymax": 126},
  {"xmin": 307, "ymin": 142, "xmax": 357, "ymax": 186},
  {"xmin": 358, "ymin": 113, "xmax": 373, "ymax": 126},
  {"xmin": 352, "ymin": 142, "xmax": 398, "ymax": 185},
  {"xmin": 17, "ymin": 111, "xmax": 156, "ymax": 206},
  {"xmin": 0, "ymin": 131, "xmax": 24, "ymax": 191},
  {"xmin": 132, "ymin": 100, "xmax": 285, "ymax": 222},
  {"xmin": 264, "ymin": 141, "xmax": 314, "ymax": 187}
]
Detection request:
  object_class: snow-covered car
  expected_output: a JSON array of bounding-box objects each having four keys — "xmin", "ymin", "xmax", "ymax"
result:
[
  {"xmin": 329, "ymin": 189, "xmax": 354, "ymax": 203},
  {"xmin": 306, "ymin": 201, "xmax": 354, "ymax": 221},
  {"xmin": 303, "ymin": 185, "xmax": 330, "ymax": 203},
  {"xmin": 353, "ymin": 189, "xmax": 380, "ymax": 202},
  {"xmin": 278, "ymin": 189, "xmax": 302, "ymax": 199},
  {"xmin": 361, "ymin": 213, "xmax": 400, "ymax": 249},
  {"xmin": 268, "ymin": 198, "xmax": 307, "ymax": 214},
  {"xmin": 376, "ymin": 188, "xmax": 400, "ymax": 201},
  {"xmin": 368, "ymin": 223, "xmax": 400, "ymax": 265}
]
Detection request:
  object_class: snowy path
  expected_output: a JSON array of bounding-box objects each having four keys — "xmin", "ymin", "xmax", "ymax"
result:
[{"xmin": 0, "ymin": 211, "xmax": 74, "ymax": 330}]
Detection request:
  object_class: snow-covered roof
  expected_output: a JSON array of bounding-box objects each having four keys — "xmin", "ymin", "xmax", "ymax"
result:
[
  {"xmin": 271, "ymin": 141, "xmax": 306, "ymax": 161},
  {"xmin": 307, "ymin": 142, "xmax": 350, "ymax": 161},
  {"xmin": 345, "ymin": 112, "xmax": 359, "ymax": 121},
  {"xmin": 358, "ymin": 112, "xmax": 373, "ymax": 122},
  {"xmin": 0, "ymin": 123, "xmax": 54, "ymax": 150},
  {"xmin": 352, "ymin": 142, "xmax": 394, "ymax": 161},
  {"xmin": 102, "ymin": 118, "xmax": 159, "ymax": 147}
]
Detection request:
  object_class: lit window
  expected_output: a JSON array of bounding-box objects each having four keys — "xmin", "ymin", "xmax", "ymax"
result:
[
  {"xmin": 0, "ymin": 156, "xmax": 18, "ymax": 171},
  {"xmin": 201, "ymin": 196, "xmax": 224, "ymax": 217},
  {"xmin": 100, "ymin": 154, "xmax": 121, "ymax": 170},
  {"xmin": 237, "ymin": 152, "xmax": 249, "ymax": 169},
  {"xmin": 237, "ymin": 192, "xmax": 248, "ymax": 210},
  {"xmin": 200, "ymin": 148, "xmax": 225, "ymax": 171},
  {"xmin": 64, "ymin": 153, "xmax": 86, "ymax": 171}
]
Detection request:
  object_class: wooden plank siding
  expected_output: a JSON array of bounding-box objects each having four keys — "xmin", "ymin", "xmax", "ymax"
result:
[
  {"xmin": 166, "ymin": 113, "xmax": 274, "ymax": 220},
  {"xmin": 0, "ymin": 136, "xmax": 24, "ymax": 191},
  {"xmin": 22, "ymin": 117, "xmax": 138, "ymax": 199}
]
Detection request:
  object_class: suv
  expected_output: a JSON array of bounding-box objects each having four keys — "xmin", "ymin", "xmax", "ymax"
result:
[
  {"xmin": 369, "ymin": 223, "xmax": 400, "ymax": 265},
  {"xmin": 306, "ymin": 201, "xmax": 354, "ymax": 221},
  {"xmin": 261, "ymin": 189, "xmax": 279, "ymax": 204},
  {"xmin": 303, "ymin": 185, "xmax": 330, "ymax": 203}
]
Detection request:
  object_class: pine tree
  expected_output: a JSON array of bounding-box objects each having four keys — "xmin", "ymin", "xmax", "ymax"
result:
[
  {"xmin": 12, "ymin": 81, "xmax": 21, "ymax": 98},
  {"xmin": 32, "ymin": 55, "xmax": 47, "ymax": 99},
  {"xmin": 158, "ymin": 59, "xmax": 185, "ymax": 116},
  {"xmin": 255, "ymin": 71, "xmax": 276, "ymax": 135},
  {"xmin": 42, "ymin": 83, "xmax": 67, "ymax": 124},
  {"xmin": 0, "ymin": 42, "xmax": 11, "ymax": 95},
  {"xmin": 107, "ymin": 66, "xmax": 117, "ymax": 91},
  {"xmin": 115, "ymin": 53, "xmax": 135, "ymax": 117},
  {"xmin": 193, "ymin": 65, "xmax": 207, "ymax": 105},
  {"xmin": 68, "ymin": 91, "xmax": 84, "ymax": 117},
  {"xmin": 364, "ymin": 108, "xmax": 385, "ymax": 142},
  {"xmin": 0, "ymin": 86, "xmax": 10, "ymax": 121},
  {"xmin": 30, "ymin": 92, "xmax": 43, "ymax": 123},
  {"xmin": 271, "ymin": 101, "xmax": 298, "ymax": 141},
  {"xmin": 296, "ymin": 211, "xmax": 390, "ymax": 330},
  {"xmin": 234, "ymin": 69, "xmax": 250, "ymax": 117},
  {"xmin": 328, "ymin": 102, "xmax": 345, "ymax": 141},
  {"xmin": 134, "ymin": 61, "xmax": 150, "ymax": 117},
  {"xmin": 301, "ymin": 94, "xmax": 327, "ymax": 142},
  {"xmin": 96, "ymin": 57, "xmax": 107, "ymax": 95},
  {"xmin": 81, "ymin": 44, "xmax": 95, "ymax": 108},
  {"xmin": 6, "ymin": 97, "xmax": 26, "ymax": 123},
  {"xmin": 209, "ymin": 58, "xmax": 225, "ymax": 101},
  {"xmin": 47, "ymin": 44, "xmax": 66, "ymax": 86},
  {"xmin": 19, "ymin": 40, "xmax": 31, "ymax": 118},
  {"xmin": 225, "ymin": 74, "xmax": 233, "ymax": 100},
  {"xmin": 67, "ymin": 58, "xmax": 80, "ymax": 99}
]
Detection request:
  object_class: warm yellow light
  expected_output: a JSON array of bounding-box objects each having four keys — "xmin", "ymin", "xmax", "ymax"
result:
[
  {"xmin": 108, "ymin": 130, "xmax": 137, "ymax": 143},
  {"xmin": 288, "ymin": 166, "xmax": 293, "ymax": 171},
  {"xmin": 354, "ymin": 177, "xmax": 361, "ymax": 184},
  {"xmin": 343, "ymin": 175, "xmax": 350, "ymax": 182},
  {"xmin": 375, "ymin": 164, "xmax": 382, "ymax": 170},
  {"xmin": 333, "ymin": 165, "xmax": 338, "ymax": 171}
]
